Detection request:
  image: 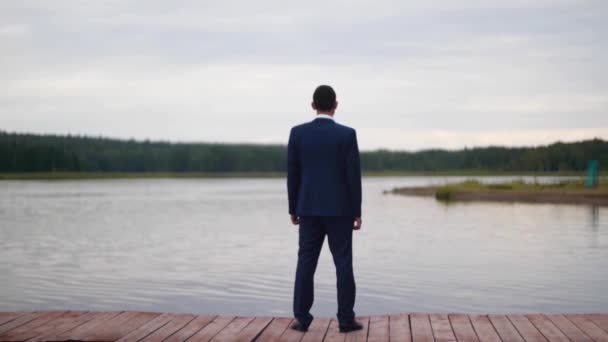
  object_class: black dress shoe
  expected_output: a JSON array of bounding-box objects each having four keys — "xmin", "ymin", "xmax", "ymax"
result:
[
  {"xmin": 290, "ymin": 321, "xmax": 309, "ymax": 332},
  {"xmin": 339, "ymin": 319, "xmax": 363, "ymax": 333}
]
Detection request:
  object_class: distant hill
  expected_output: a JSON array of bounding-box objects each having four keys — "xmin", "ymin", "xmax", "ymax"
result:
[{"xmin": 0, "ymin": 131, "xmax": 606, "ymax": 173}]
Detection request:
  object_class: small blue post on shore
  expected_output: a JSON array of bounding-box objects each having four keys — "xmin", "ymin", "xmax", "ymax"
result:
[{"xmin": 585, "ymin": 160, "xmax": 599, "ymax": 188}]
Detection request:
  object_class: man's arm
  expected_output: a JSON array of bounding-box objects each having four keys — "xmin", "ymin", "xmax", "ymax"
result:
[
  {"xmin": 287, "ymin": 128, "xmax": 300, "ymax": 222},
  {"xmin": 346, "ymin": 129, "xmax": 362, "ymax": 222}
]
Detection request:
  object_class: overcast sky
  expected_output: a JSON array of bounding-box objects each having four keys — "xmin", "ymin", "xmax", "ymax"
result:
[{"xmin": 1, "ymin": 0, "xmax": 607, "ymax": 150}]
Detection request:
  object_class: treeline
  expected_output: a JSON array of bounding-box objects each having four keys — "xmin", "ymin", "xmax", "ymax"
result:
[{"xmin": 0, "ymin": 131, "xmax": 605, "ymax": 173}]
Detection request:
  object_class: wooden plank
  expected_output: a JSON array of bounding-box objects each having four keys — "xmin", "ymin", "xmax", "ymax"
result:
[
  {"xmin": 116, "ymin": 313, "xmax": 175, "ymax": 342},
  {"xmin": 255, "ymin": 317, "xmax": 293, "ymax": 342},
  {"xmin": 234, "ymin": 316, "xmax": 273, "ymax": 342},
  {"xmin": 278, "ymin": 318, "xmax": 306, "ymax": 342},
  {"xmin": 187, "ymin": 316, "xmax": 235, "ymax": 342},
  {"xmin": 210, "ymin": 316, "xmax": 254, "ymax": 342},
  {"xmin": 0, "ymin": 311, "xmax": 68, "ymax": 341},
  {"xmin": 448, "ymin": 314, "xmax": 478, "ymax": 342},
  {"xmin": 586, "ymin": 314, "xmax": 608, "ymax": 333},
  {"xmin": 507, "ymin": 315, "xmax": 547, "ymax": 342},
  {"xmin": 0, "ymin": 311, "xmax": 607, "ymax": 342},
  {"xmin": 164, "ymin": 315, "xmax": 216, "ymax": 342},
  {"xmin": 6, "ymin": 311, "xmax": 85, "ymax": 342},
  {"xmin": 0, "ymin": 312, "xmax": 45, "ymax": 334},
  {"xmin": 346, "ymin": 316, "xmax": 370, "ymax": 342},
  {"xmin": 487, "ymin": 314, "xmax": 524, "ymax": 342},
  {"xmin": 389, "ymin": 314, "xmax": 411, "ymax": 342},
  {"xmin": 410, "ymin": 314, "xmax": 434, "ymax": 342},
  {"xmin": 429, "ymin": 314, "xmax": 456, "ymax": 342},
  {"xmin": 0, "ymin": 313, "xmax": 24, "ymax": 326},
  {"xmin": 26, "ymin": 311, "xmax": 99, "ymax": 342},
  {"xmin": 55, "ymin": 311, "xmax": 122, "ymax": 340},
  {"xmin": 111, "ymin": 312, "xmax": 161, "ymax": 339},
  {"xmin": 526, "ymin": 314, "xmax": 569, "ymax": 342},
  {"xmin": 368, "ymin": 315, "xmax": 390, "ymax": 342},
  {"xmin": 566, "ymin": 314, "xmax": 608, "ymax": 342},
  {"xmin": 468, "ymin": 315, "xmax": 501, "ymax": 342},
  {"xmin": 300, "ymin": 318, "xmax": 329, "ymax": 342},
  {"xmin": 141, "ymin": 314, "xmax": 196, "ymax": 342},
  {"xmin": 72, "ymin": 311, "xmax": 143, "ymax": 341},
  {"xmin": 124, "ymin": 313, "xmax": 182, "ymax": 341},
  {"xmin": 545, "ymin": 315, "xmax": 592, "ymax": 342},
  {"xmin": 320, "ymin": 319, "xmax": 343, "ymax": 342}
]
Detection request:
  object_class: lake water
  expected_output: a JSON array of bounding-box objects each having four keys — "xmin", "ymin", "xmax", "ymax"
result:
[{"xmin": 1, "ymin": 176, "xmax": 607, "ymax": 317}]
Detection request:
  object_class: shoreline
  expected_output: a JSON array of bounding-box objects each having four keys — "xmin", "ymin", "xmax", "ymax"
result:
[
  {"xmin": 388, "ymin": 186, "xmax": 608, "ymax": 206},
  {"xmin": 0, "ymin": 171, "xmax": 601, "ymax": 180},
  {"xmin": 387, "ymin": 180, "xmax": 608, "ymax": 206}
]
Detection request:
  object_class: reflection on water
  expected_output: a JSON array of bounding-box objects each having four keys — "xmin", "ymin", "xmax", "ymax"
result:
[
  {"xmin": 590, "ymin": 205, "xmax": 600, "ymax": 231},
  {"xmin": 0, "ymin": 176, "xmax": 607, "ymax": 317}
]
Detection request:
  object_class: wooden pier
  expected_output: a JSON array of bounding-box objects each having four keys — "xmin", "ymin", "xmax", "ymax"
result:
[{"xmin": 1, "ymin": 311, "xmax": 607, "ymax": 341}]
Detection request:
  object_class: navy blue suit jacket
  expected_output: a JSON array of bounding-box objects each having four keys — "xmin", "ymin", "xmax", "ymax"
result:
[{"xmin": 287, "ymin": 117, "xmax": 362, "ymax": 217}]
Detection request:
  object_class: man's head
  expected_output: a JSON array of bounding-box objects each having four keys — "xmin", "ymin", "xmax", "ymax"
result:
[{"xmin": 312, "ymin": 85, "xmax": 338, "ymax": 114}]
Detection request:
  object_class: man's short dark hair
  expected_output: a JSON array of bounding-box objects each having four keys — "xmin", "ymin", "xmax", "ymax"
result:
[{"xmin": 313, "ymin": 85, "xmax": 336, "ymax": 112}]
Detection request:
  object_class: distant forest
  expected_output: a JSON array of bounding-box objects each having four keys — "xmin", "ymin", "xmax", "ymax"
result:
[{"xmin": 0, "ymin": 131, "xmax": 605, "ymax": 173}]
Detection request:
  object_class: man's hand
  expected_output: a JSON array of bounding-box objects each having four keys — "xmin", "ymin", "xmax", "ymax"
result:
[
  {"xmin": 354, "ymin": 217, "xmax": 362, "ymax": 230},
  {"xmin": 290, "ymin": 215, "xmax": 300, "ymax": 225}
]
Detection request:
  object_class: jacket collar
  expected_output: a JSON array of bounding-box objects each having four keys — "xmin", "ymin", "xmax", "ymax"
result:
[{"xmin": 313, "ymin": 114, "xmax": 335, "ymax": 122}]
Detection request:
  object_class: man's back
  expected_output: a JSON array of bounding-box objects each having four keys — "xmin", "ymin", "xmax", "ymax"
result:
[
  {"xmin": 287, "ymin": 117, "xmax": 362, "ymax": 217},
  {"xmin": 287, "ymin": 85, "xmax": 363, "ymax": 333}
]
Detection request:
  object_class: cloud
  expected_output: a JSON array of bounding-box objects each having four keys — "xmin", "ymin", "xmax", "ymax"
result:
[
  {"xmin": 0, "ymin": 24, "xmax": 30, "ymax": 36},
  {"xmin": 0, "ymin": 0, "xmax": 606, "ymax": 149}
]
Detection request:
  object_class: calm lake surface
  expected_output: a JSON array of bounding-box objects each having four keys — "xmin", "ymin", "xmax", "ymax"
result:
[{"xmin": 1, "ymin": 176, "xmax": 607, "ymax": 317}]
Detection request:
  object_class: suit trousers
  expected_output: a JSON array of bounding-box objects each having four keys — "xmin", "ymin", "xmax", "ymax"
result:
[{"xmin": 293, "ymin": 216, "xmax": 356, "ymax": 326}]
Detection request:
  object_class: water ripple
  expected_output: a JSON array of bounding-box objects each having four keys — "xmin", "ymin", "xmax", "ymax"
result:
[{"xmin": 1, "ymin": 176, "xmax": 607, "ymax": 316}]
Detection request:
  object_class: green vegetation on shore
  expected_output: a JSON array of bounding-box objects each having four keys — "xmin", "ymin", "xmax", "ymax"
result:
[
  {"xmin": 435, "ymin": 178, "xmax": 607, "ymax": 199},
  {"xmin": 389, "ymin": 179, "xmax": 608, "ymax": 205},
  {"xmin": 1, "ymin": 131, "xmax": 606, "ymax": 177}
]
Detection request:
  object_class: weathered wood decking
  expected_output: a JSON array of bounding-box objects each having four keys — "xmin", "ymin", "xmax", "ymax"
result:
[{"xmin": 1, "ymin": 311, "xmax": 607, "ymax": 342}]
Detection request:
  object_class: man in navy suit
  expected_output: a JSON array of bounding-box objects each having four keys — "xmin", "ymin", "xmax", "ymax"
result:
[{"xmin": 287, "ymin": 85, "xmax": 363, "ymax": 333}]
